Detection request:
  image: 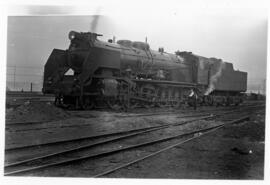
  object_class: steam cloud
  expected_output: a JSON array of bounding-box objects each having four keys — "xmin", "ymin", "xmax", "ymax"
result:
[{"xmin": 204, "ymin": 62, "xmax": 226, "ymax": 95}]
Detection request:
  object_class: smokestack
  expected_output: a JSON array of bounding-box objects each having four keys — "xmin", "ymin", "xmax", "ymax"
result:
[
  {"xmin": 145, "ymin": 37, "xmax": 147, "ymax": 43},
  {"xmin": 113, "ymin": 36, "xmax": 116, "ymax": 43}
]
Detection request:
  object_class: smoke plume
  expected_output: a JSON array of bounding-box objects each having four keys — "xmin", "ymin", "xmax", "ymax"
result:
[{"xmin": 90, "ymin": 7, "xmax": 102, "ymax": 33}]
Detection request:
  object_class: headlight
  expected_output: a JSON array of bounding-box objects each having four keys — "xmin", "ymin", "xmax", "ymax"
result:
[{"xmin": 68, "ymin": 31, "xmax": 77, "ymax": 40}]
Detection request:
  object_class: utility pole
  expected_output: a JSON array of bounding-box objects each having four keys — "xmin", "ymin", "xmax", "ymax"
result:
[
  {"xmin": 263, "ymin": 79, "xmax": 266, "ymax": 95},
  {"xmin": 13, "ymin": 66, "xmax": 16, "ymax": 91}
]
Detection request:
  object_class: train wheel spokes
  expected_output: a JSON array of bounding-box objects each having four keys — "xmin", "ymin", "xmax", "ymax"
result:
[
  {"xmin": 106, "ymin": 98, "xmax": 122, "ymax": 110},
  {"xmin": 157, "ymin": 101, "xmax": 167, "ymax": 108},
  {"xmin": 129, "ymin": 99, "xmax": 139, "ymax": 109},
  {"xmin": 142, "ymin": 101, "xmax": 155, "ymax": 109},
  {"xmin": 142, "ymin": 103, "xmax": 150, "ymax": 109},
  {"xmin": 171, "ymin": 100, "xmax": 180, "ymax": 108}
]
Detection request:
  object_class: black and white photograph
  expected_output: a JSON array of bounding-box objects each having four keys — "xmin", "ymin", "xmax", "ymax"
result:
[{"xmin": 0, "ymin": 0, "xmax": 268, "ymax": 183}]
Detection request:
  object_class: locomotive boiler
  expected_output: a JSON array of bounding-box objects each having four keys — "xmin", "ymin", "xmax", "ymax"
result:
[{"xmin": 42, "ymin": 31, "xmax": 247, "ymax": 110}]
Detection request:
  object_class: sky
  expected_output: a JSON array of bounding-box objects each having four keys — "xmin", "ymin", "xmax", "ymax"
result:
[{"xmin": 5, "ymin": 1, "xmax": 268, "ymax": 92}]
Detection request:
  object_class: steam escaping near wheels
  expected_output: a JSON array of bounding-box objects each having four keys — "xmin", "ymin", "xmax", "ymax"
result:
[{"xmin": 205, "ymin": 61, "xmax": 226, "ymax": 96}]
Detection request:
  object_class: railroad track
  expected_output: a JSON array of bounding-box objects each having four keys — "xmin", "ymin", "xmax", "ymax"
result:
[
  {"xmin": 5, "ymin": 104, "xmax": 263, "ymax": 149},
  {"xmin": 4, "ymin": 106, "xmax": 262, "ymax": 176},
  {"xmin": 92, "ymin": 116, "xmax": 250, "ymax": 177},
  {"xmin": 5, "ymin": 112, "xmax": 213, "ymax": 134},
  {"xmin": 5, "ymin": 113, "xmax": 214, "ymax": 151},
  {"xmin": 116, "ymin": 104, "xmax": 264, "ymax": 118},
  {"xmin": 66, "ymin": 100, "xmax": 264, "ymax": 114},
  {"xmin": 5, "ymin": 104, "xmax": 264, "ymax": 132}
]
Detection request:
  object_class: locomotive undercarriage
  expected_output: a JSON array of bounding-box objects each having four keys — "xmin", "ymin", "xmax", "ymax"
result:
[
  {"xmin": 55, "ymin": 76, "xmax": 243, "ymax": 110},
  {"xmin": 59, "ymin": 81, "xmax": 190, "ymax": 110},
  {"xmin": 206, "ymin": 91, "xmax": 244, "ymax": 106}
]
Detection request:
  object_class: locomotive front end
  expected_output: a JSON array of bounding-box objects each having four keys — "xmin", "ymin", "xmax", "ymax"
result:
[{"xmin": 43, "ymin": 31, "xmax": 99, "ymax": 106}]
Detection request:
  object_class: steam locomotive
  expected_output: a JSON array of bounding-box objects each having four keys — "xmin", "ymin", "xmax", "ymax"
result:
[{"xmin": 42, "ymin": 31, "xmax": 247, "ymax": 110}]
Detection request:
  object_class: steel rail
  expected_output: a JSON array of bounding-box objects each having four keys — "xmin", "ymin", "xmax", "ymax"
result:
[
  {"xmin": 4, "ymin": 116, "xmax": 250, "ymax": 176},
  {"xmin": 5, "ymin": 114, "xmax": 214, "ymax": 167},
  {"xmin": 92, "ymin": 116, "xmax": 250, "ymax": 177},
  {"xmin": 6, "ymin": 112, "xmax": 211, "ymax": 133},
  {"xmin": 2, "ymin": 122, "xmax": 225, "ymax": 175},
  {"xmin": 6, "ymin": 104, "xmax": 263, "ymax": 133},
  {"xmin": 6, "ymin": 105, "xmax": 263, "ymax": 151},
  {"xmin": 5, "ymin": 113, "xmax": 214, "ymax": 151},
  {"xmin": 6, "ymin": 117, "xmax": 71, "ymax": 126},
  {"xmin": 4, "ymin": 106, "xmax": 263, "ymax": 175},
  {"xmin": 115, "ymin": 104, "xmax": 264, "ymax": 118},
  {"xmin": 6, "ymin": 104, "xmax": 263, "ymax": 127}
]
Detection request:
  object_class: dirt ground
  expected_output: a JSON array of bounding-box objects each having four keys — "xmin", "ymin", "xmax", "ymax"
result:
[
  {"xmin": 5, "ymin": 99, "xmax": 265, "ymax": 179},
  {"xmin": 6, "ymin": 101, "xmax": 69, "ymax": 123}
]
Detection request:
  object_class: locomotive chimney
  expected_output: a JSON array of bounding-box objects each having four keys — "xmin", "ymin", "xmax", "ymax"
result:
[
  {"xmin": 113, "ymin": 36, "xmax": 116, "ymax": 43},
  {"xmin": 145, "ymin": 37, "xmax": 148, "ymax": 43}
]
